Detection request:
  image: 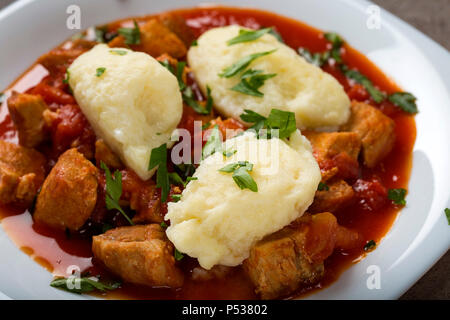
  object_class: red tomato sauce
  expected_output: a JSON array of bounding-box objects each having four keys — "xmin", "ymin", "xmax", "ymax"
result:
[{"xmin": 0, "ymin": 6, "xmax": 416, "ymax": 299}]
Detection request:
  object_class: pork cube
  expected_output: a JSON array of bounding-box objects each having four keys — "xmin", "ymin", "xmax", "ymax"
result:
[
  {"xmin": 342, "ymin": 101, "xmax": 395, "ymax": 168},
  {"xmin": 0, "ymin": 140, "xmax": 46, "ymax": 205},
  {"xmin": 243, "ymin": 231, "xmax": 324, "ymax": 300},
  {"xmin": 303, "ymin": 130, "xmax": 361, "ymax": 180},
  {"xmin": 34, "ymin": 148, "xmax": 98, "ymax": 231},
  {"xmin": 92, "ymin": 224, "xmax": 184, "ymax": 288},
  {"xmin": 109, "ymin": 19, "xmax": 187, "ymax": 58},
  {"xmin": 7, "ymin": 92, "xmax": 49, "ymax": 148},
  {"xmin": 158, "ymin": 13, "xmax": 195, "ymax": 47},
  {"xmin": 309, "ymin": 180, "xmax": 355, "ymax": 213}
]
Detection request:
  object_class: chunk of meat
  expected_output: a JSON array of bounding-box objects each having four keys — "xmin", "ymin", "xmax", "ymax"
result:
[
  {"xmin": 243, "ymin": 212, "xmax": 362, "ymax": 299},
  {"xmin": 7, "ymin": 92, "xmax": 49, "ymax": 148},
  {"xmin": 109, "ymin": 19, "xmax": 187, "ymax": 58},
  {"xmin": 341, "ymin": 101, "xmax": 395, "ymax": 168},
  {"xmin": 92, "ymin": 224, "xmax": 184, "ymax": 288},
  {"xmin": 34, "ymin": 148, "xmax": 98, "ymax": 231},
  {"xmin": 309, "ymin": 180, "xmax": 355, "ymax": 213},
  {"xmin": 0, "ymin": 140, "xmax": 46, "ymax": 205},
  {"xmin": 243, "ymin": 230, "xmax": 324, "ymax": 300},
  {"xmin": 158, "ymin": 13, "xmax": 195, "ymax": 47},
  {"xmin": 303, "ymin": 130, "xmax": 361, "ymax": 180},
  {"xmin": 95, "ymin": 139, "xmax": 122, "ymax": 169}
]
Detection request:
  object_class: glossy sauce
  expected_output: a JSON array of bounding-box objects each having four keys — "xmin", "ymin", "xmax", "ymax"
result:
[{"xmin": 0, "ymin": 6, "xmax": 416, "ymax": 299}]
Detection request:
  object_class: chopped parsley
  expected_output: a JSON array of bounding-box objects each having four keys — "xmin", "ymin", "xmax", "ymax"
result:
[
  {"xmin": 63, "ymin": 70, "xmax": 70, "ymax": 84},
  {"xmin": 268, "ymin": 28, "xmax": 284, "ymax": 43},
  {"xmin": 223, "ymin": 149, "xmax": 237, "ymax": 157},
  {"xmin": 317, "ymin": 182, "xmax": 330, "ymax": 191},
  {"xmin": 148, "ymin": 143, "xmax": 170, "ymax": 203},
  {"xmin": 388, "ymin": 188, "xmax": 407, "ymax": 206},
  {"xmin": 174, "ymin": 248, "xmax": 184, "ymax": 261},
  {"xmin": 191, "ymin": 39, "xmax": 198, "ymax": 47},
  {"xmin": 388, "ymin": 92, "xmax": 418, "ymax": 114},
  {"xmin": 174, "ymin": 163, "xmax": 196, "ymax": 179},
  {"xmin": 219, "ymin": 49, "xmax": 277, "ymax": 78},
  {"xmin": 298, "ymin": 48, "xmax": 326, "ymax": 67},
  {"xmin": 160, "ymin": 221, "xmax": 168, "ymax": 229},
  {"xmin": 241, "ymin": 108, "xmax": 296, "ymax": 139},
  {"xmin": 118, "ymin": 20, "xmax": 141, "ymax": 45},
  {"xmin": 231, "ymin": 69, "xmax": 277, "ymax": 97},
  {"xmin": 182, "ymin": 86, "xmax": 213, "ymax": 115},
  {"xmin": 324, "ymin": 32, "xmax": 344, "ymax": 63},
  {"xmin": 50, "ymin": 276, "xmax": 120, "ymax": 294},
  {"xmin": 340, "ymin": 64, "xmax": 385, "ymax": 103},
  {"xmin": 94, "ymin": 26, "xmax": 107, "ymax": 43},
  {"xmin": 219, "ymin": 161, "xmax": 258, "ymax": 192},
  {"xmin": 100, "ymin": 162, "xmax": 134, "ymax": 225},
  {"xmin": 364, "ymin": 240, "xmax": 377, "ymax": 251},
  {"xmin": 202, "ymin": 125, "xmax": 222, "ymax": 159},
  {"xmin": 95, "ymin": 67, "xmax": 106, "ymax": 77},
  {"xmin": 445, "ymin": 208, "xmax": 450, "ymax": 225},
  {"xmin": 227, "ymin": 27, "xmax": 272, "ymax": 45},
  {"xmin": 171, "ymin": 194, "xmax": 182, "ymax": 203},
  {"xmin": 168, "ymin": 172, "xmax": 197, "ymax": 188},
  {"xmin": 109, "ymin": 49, "xmax": 127, "ymax": 56}
]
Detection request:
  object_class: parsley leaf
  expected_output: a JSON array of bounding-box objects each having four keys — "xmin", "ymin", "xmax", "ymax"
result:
[
  {"xmin": 94, "ymin": 26, "xmax": 107, "ymax": 43},
  {"xmin": 324, "ymin": 32, "xmax": 344, "ymax": 63},
  {"xmin": 231, "ymin": 69, "xmax": 277, "ymax": 97},
  {"xmin": 219, "ymin": 49, "xmax": 277, "ymax": 78},
  {"xmin": 202, "ymin": 125, "xmax": 222, "ymax": 159},
  {"xmin": 50, "ymin": 276, "xmax": 120, "ymax": 294},
  {"xmin": 191, "ymin": 39, "xmax": 198, "ymax": 47},
  {"xmin": 388, "ymin": 92, "xmax": 418, "ymax": 114},
  {"xmin": 175, "ymin": 61, "xmax": 186, "ymax": 90},
  {"xmin": 160, "ymin": 221, "xmax": 168, "ymax": 229},
  {"xmin": 100, "ymin": 162, "xmax": 134, "ymax": 225},
  {"xmin": 445, "ymin": 208, "xmax": 450, "ymax": 225},
  {"xmin": 364, "ymin": 240, "xmax": 376, "ymax": 251},
  {"xmin": 96, "ymin": 67, "xmax": 106, "ymax": 77},
  {"xmin": 118, "ymin": 20, "xmax": 141, "ymax": 45},
  {"xmin": 298, "ymin": 48, "xmax": 325, "ymax": 67},
  {"xmin": 63, "ymin": 70, "xmax": 70, "ymax": 84},
  {"xmin": 240, "ymin": 108, "xmax": 296, "ymax": 139},
  {"xmin": 340, "ymin": 65, "xmax": 385, "ymax": 103},
  {"xmin": 168, "ymin": 172, "xmax": 197, "ymax": 188},
  {"xmin": 171, "ymin": 194, "xmax": 182, "ymax": 203},
  {"xmin": 388, "ymin": 188, "xmax": 407, "ymax": 205},
  {"xmin": 174, "ymin": 248, "xmax": 184, "ymax": 261},
  {"xmin": 223, "ymin": 149, "xmax": 237, "ymax": 157},
  {"xmin": 109, "ymin": 49, "xmax": 127, "ymax": 56},
  {"xmin": 268, "ymin": 28, "xmax": 284, "ymax": 43},
  {"xmin": 182, "ymin": 86, "xmax": 213, "ymax": 115},
  {"xmin": 318, "ymin": 182, "xmax": 329, "ymax": 191},
  {"xmin": 219, "ymin": 161, "xmax": 258, "ymax": 192},
  {"xmin": 148, "ymin": 144, "xmax": 170, "ymax": 203},
  {"xmin": 227, "ymin": 27, "xmax": 272, "ymax": 45}
]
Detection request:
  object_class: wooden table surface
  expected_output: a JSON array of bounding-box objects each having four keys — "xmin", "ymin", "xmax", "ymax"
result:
[{"xmin": 0, "ymin": 0, "xmax": 448, "ymax": 300}]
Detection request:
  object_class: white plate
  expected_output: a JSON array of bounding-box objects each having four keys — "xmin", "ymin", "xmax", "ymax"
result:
[{"xmin": 0, "ymin": 0, "xmax": 449, "ymax": 300}]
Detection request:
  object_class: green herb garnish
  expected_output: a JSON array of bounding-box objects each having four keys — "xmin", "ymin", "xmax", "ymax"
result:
[
  {"xmin": 227, "ymin": 27, "xmax": 272, "ymax": 45},
  {"xmin": 364, "ymin": 240, "xmax": 376, "ymax": 251},
  {"xmin": 174, "ymin": 248, "xmax": 184, "ymax": 261},
  {"xmin": 445, "ymin": 208, "xmax": 450, "ymax": 225},
  {"xmin": 388, "ymin": 92, "xmax": 418, "ymax": 114},
  {"xmin": 231, "ymin": 69, "xmax": 277, "ymax": 97},
  {"xmin": 118, "ymin": 20, "xmax": 141, "ymax": 45},
  {"xmin": 100, "ymin": 162, "xmax": 134, "ymax": 225},
  {"xmin": 223, "ymin": 149, "xmax": 237, "ymax": 157},
  {"xmin": 202, "ymin": 125, "xmax": 222, "ymax": 159},
  {"xmin": 171, "ymin": 194, "xmax": 182, "ymax": 203},
  {"xmin": 191, "ymin": 39, "xmax": 198, "ymax": 47},
  {"xmin": 268, "ymin": 28, "xmax": 284, "ymax": 43},
  {"xmin": 318, "ymin": 182, "xmax": 330, "ymax": 191},
  {"xmin": 94, "ymin": 26, "xmax": 107, "ymax": 43},
  {"xmin": 219, "ymin": 161, "xmax": 258, "ymax": 192},
  {"xmin": 63, "ymin": 70, "xmax": 70, "ymax": 84},
  {"xmin": 324, "ymin": 32, "xmax": 344, "ymax": 63},
  {"xmin": 109, "ymin": 49, "xmax": 128, "ymax": 56},
  {"xmin": 298, "ymin": 48, "xmax": 327, "ymax": 67},
  {"xmin": 160, "ymin": 221, "xmax": 168, "ymax": 229},
  {"xmin": 96, "ymin": 67, "xmax": 106, "ymax": 77},
  {"xmin": 50, "ymin": 276, "xmax": 120, "ymax": 294},
  {"xmin": 219, "ymin": 49, "xmax": 277, "ymax": 78},
  {"xmin": 388, "ymin": 188, "xmax": 407, "ymax": 206},
  {"xmin": 148, "ymin": 144, "xmax": 170, "ymax": 203},
  {"xmin": 240, "ymin": 108, "xmax": 296, "ymax": 139},
  {"xmin": 340, "ymin": 65, "xmax": 385, "ymax": 103}
]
